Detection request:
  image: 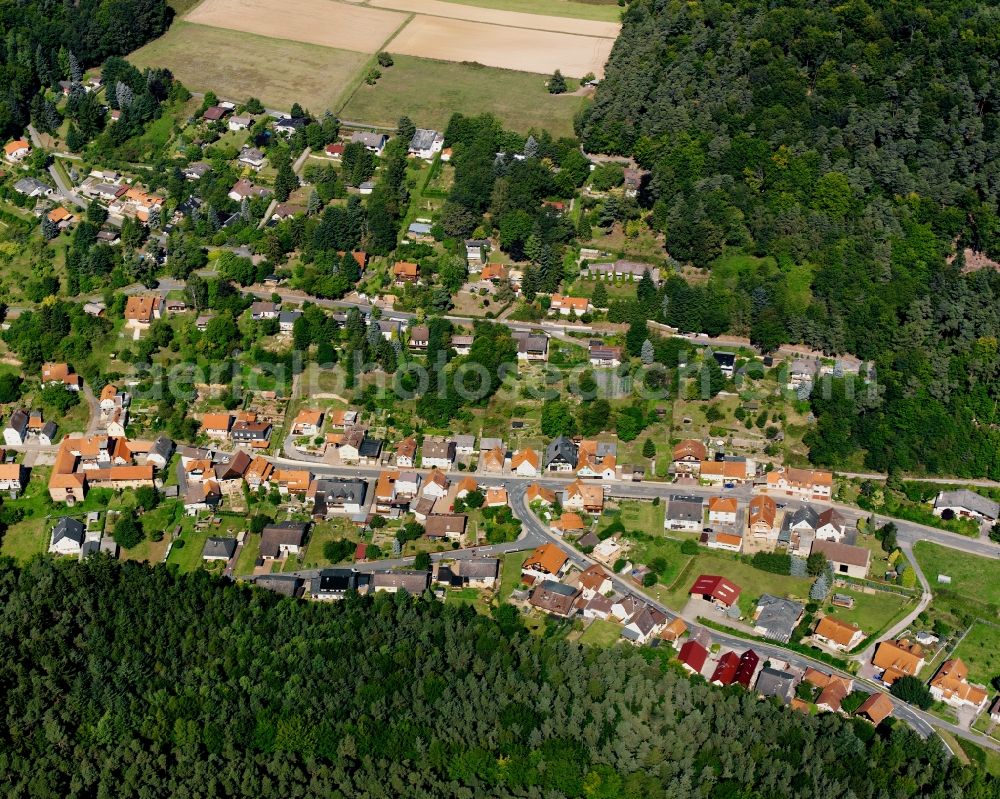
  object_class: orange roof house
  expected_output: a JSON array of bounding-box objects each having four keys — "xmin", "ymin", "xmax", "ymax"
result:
[
  {"xmin": 480, "ymin": 263, "xmax": 509, "ymax": 281},
  {"xmin": 454, "ymin": 476, "xmax": 479, "ymax": 497},
  {"xmin": 766, "ymin": 467, "xmax": 833, "ymax": 497},
  {"xmin": 526, "ymin": 484, "xmax": 556, "ymax": 505},
  {"xmin": 292, "ymin": 409, "xmax": 324, "ymax": 433},
  {"xmin": 813, "ymin": 616, "xmax": 863, "ymax": 650},
  {"xmin": 552, "ymin": 512, "xmax": 586, "ymax": 533},
  {"xmin": 4, "ymin": 139, "xmax": 30, "ymax": 160},
  {"xmin": 511, "ymin": 448, "xmax": 540, "ymax": 474},
  {"xmin": 699, "ymin": 460, "xmax": 752, "ymax": 481},
  {"xmin": 856, "ymin": 693, "xmax": 894, "ymax": 725},
  {"xmin": 564, "ymin": 479, "xmax": 604, "ymax": 512},
  {"xmin": 274, "ymin": 469, "xmax": 311, "ymax": 494},
  {"xmin": 393, "ymin": 261, "xmax": 419, "ymax": 283},
  {"xmin": 522, "ymin": 542, "xmax": 568, "ymax": 577},
  {"xmin": 872, "ymin": 639, "xmax": 925, "ymax": 684},
  {"xmin": 124, "ymin": 295, "xmax": 162, "ymax": 324},
  {"xmin": 550, "ymin": 294, "xmax": 589, "ymax": 314},
  {"xmin": 672, "ymin": 439, "xmax": 706, "ymax": 463},
  {"xmin": 201, "ymin": 413, "xmax": 234, "ymax": 436},
  {"xmin": 929, "ymin": 659, "xmax": 989, "ymax": 709},
  {"xmin": 47, "ymin": 206, "xmax": 73, "ymax": 225},
  {"xmin": 485, "ymin": 486, "xmax": 508, "ymax": 507},
  {"xmin": 244, "ymin": 455, "xmax": 274, "ymax": 486},
  {"xmin": 481, "ymin": 445, "xmax": 505, "ymax": 472},
  {"xmin": 660, "ymin": 617, "xmax": 688, "ymax": 642},
  {"xmin": 708, "ymin": 496, "xmax": 738, "ymax": 514},
  {"xmin": 42, "ymin": 362, "xmax": 81, "ymax": 389},
  {"xmin": 748, "ymin": 495, "xmax": 777, "ymax": 532}
]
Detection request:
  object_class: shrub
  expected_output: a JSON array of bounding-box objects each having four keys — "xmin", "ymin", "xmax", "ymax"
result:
[
  {"xmin": 890, "ymin": 676, "xmax": 933, "ymax": 709},
  {"xmin": 680, "ymin": 539, "xmax": 699, "ymax": 555},
  {"xmin": 752, "ymin": 552, "xmax": 791, "ymax": 575}
]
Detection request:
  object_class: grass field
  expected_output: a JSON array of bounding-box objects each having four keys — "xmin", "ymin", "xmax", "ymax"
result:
[
  {"xmin": 341, "ymin": 55, "xmax": 586, "ymax": 137},
  {"xmin": 166, "ymin": 528, "xmax": 213, "ymax": 572},
  {"xmin": 823, "ymin": 587, "xmax": 913, "ymax": 636},
  {"xmin": 657, "ymin": 552, "xmax": 814, "ymax": 616},
  {"xmin": 130, "ymin": 22, "xmax": 369, "ymax": 112},
  {"xmin": 913, "ymin": 542, "xmax": 1000, "ymax": 606},
  {"xmin": 951, "ymin": 622, "xmax": 1000, "ymax": 686},
  {"xmin": 498, "ymin": 550, "xmax": 527, "ymax": 602},
  {"xmin": 578, "ymin": 618, "xmax": 623, "ymax": 647}
]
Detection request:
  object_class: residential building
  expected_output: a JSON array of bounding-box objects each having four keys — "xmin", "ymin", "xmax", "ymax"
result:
[
  {"xmin": 184, "ymin": 479, "xmax": 222, "ymax": 515},
  {"xmin": 510, "ymin": 448, "xmax": 540, "ymax": 476},
  {"xmin": 733, "ymin": 649, "xmax": 761, "ymax": 688},
  {"xmin": 408, "ymin": 325, "xmax": 429, "ymax": 350},
  {"xmin": 671, "ymin": 439, "xmax": 706, "ymax": 474},
  {"xmin": 279, "ymin": 310, "xmax": 302, "ymax": 332},
  {"xmin": 530, "ymin": 580, "xmax": 581, "ymax": 617},
  {"xmin": 202, "ymin": 537, "xmax": 237, "ymax": 561},
  {"xmin": 513, "ymin": 331, "xmax": 550, "ymax": 362},
  {"xmin": 465, "ymin": 238, "xmax": 489, "ymax": 263},
  {"xmin": 660, "ymin": 617, "xmax": 688, "ymax": 644},
  {"xmin": 665, "ymin": 495, "xmax": 704, "ymax": 532},
  {"xmin": 929, "ymin": 659, "xmax": 989, "ymax": 711},
  {"xmin": 408, "ymin": 128, "xmax": 444, "ymax": 159},
  {"xmin": 526, "ymin": 484, "xmax": 556, "ymax": 505},
  {"xmin": 810, "ymin": 539, "xmax": 871, "ymax": 578},
  {"xmin": 933, "ymin": 489, "xmax": 999, "ymax": 523},
  {"xmin": 49, "ymin": 517, "xmax": 86, "ymax": 555},
  {"xmin": 522, "ymin": 542, "xmax": 569, "ymax": 581},
  {"xmin": 707, "ymin": 496, "xmax": 738, "ymax": 526},
  {"xmin": 421, "ymin": 436, "xmax": 456, "ymax": 470},
  {"xmin": 485, "ymin": 486, "xmax": 508, "ymax": 507},
  {"xmin": 778, "ymin": 506, "xmax": 820, "ymax": 553},
  {"xmin": 424, "ymin": 514, "xmax": 467, "ymax": 541},
  {"xmin": 231, "ymin": 420, "xmax": 272, "ymax": 448},
  {"xmin": 350, "ymin": 131, "xmax": 388, "ymax": 154},
  {"xmin": 395, "ymin": 436, "xmax": 417, "ymax": 467},
  {"xmin": 337, "ymin": 427, "xmax": 382, "ymax": 464},
  {"xmin": 310, "ymin": 478, "xmax": 367, "ymax": 518},
  {"xmin": 576, "ymin": 440, "xmax": 617, "ymax": 480},
  {"xmin": 0, "ymin": 463, "xmax": 26, "ymax": 495},
  {"xmin": 48, "ymin": 435, "xmax": 158, "ymax": 503},
  {"xmin": 752, "ymin": 595, "xmax": 804, "ymax": 643},
  {"xmin": 677, "ymin": 639, "xmax": 709, "ymax": 675},
  {"xmin": 42, "ymin": 362, "xmax": 81, "ymax": 391},
  {"xmin": 393, "ymin": 261, "xmax": 419, "ymax": 285},
  {"xmin": 856, "ymin": 693, "xmax": 894, "ymax": 725},
  {"xmin": 699, "ymin": 458, "xmax": 755, "ymax": 483},
  {"xmin": 238, "ymin": 147, "xmax": 266, "ymax": 169},
  {"xmin": 4, "ymin": 139, "xmax": 31, "ymax": 162},
  {"xmin": 563, "ymin": 480, "xmax": 604, "ymax": 513},
  {"xmin": 451, "ymin": 334, "xmax": 474, "ymax": 355},
  {"xmin": 274, "ymin": 469, "xmax": 311, "ymax": 496},
  {"xmin": 872, "ymin": 639, "xmax": 926, "ymax": 684},
  {"xmin": 621, "ymin": 605, "xmax": 667, "ymax": 644},
  {"xmin": 250, "ymin": 301, "xmax": 281, "ymax": 320},
  {"xmin": 4, "ymin": 409, "xmax": 28, "ymax": 446},
  {"xmin": 756, "ymin": 667, "xmax": 797, "ymax": 704},
  {"xmin": 551, "ymin": 512, "xmax": 586, "ymax": 535},
  {"xmin": 689, "ymin": 574, "xmax": 741, "ymax": 608},
  {"xmin": 765, "ymin": 467, "xmax": 833, "ymax": 500},
  {"xmin": 228, "ymin": 179, "xmax": 271, "ymax": 202},
  {"xmin": 816, "ymin": 508, "xmax": 849, "ymax": 542},
  {"xmin": 586, "ymin": 258, "xmax": 658, "ymax": 282},
  {"xmin": 544, "ymin": 436, "xmax": 578, "ymax": 472},
  {"xmin": 576, "ymin": 564, "xmax": 612, "ymax": 599},
  {"xmin": 589, "ymin": 344, "xmax": 623, "ymax": 367},
  {"xmin": 550, "ymin": 294, "xmax": 590, "ymax": 315},
  {"xmin": 292, "ymin": 409, "xmax": 324, "ymax": 436},
  {"xmin": 370, "ymin": 570, "xmax": 432, "ymax": 594},
  {"xmin": 711, "ymin": 651, "xmax": 741, "ymax": 686},
  {"xmin": 311, "ymin": 568, "xmax": 369, "ymax": 600},
  {"xmin": 813, "ymin": 616, "xmax": 864, "ymax": 651},
  {"xmin": 201, "ymin": 413, "xmax": 233, "ymax": 439},
  {"xmin": 228, "ymin": 114, "xmax": 252, "ymax": 131},
  {"xmin": 434, "ymin": 558, "xmax": 499, "ymax": 589},
  {"xmin": 747, "ymin": 495, "xmax": 777, "ymax": 538},
  {"xmin": 259, "ymin": 521, "xmax": 308, "ymax": 559}
]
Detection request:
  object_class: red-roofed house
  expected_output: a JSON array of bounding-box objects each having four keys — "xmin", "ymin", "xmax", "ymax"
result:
[{"xmin": 677, "ymin": 639, "xmax": 708, "ymax": 675}]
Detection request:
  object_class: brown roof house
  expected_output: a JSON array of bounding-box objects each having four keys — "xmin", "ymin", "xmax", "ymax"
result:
[
  {"xmin": 812, "ymin": 616, "xmax": 864, "ymax": 652},
  {"xmin": 259, "ymin": 521, "xmax": 308, "ymax": 560},
  {"xmin": 124, "ymin": 295, "xmax": 163, "ymax": 328},
  {"xmin": 529, "ymin": 580, "xmax": 580, "ymax": 618},
  {"xmin": 522, "ymin": 542, "xmax": 568, "ymax": 581},
  {"xmin": 929, "ymin": 659, "xmax": 989, "ymax": 711},
  {"xmin": 872, "ymin": 639, "xmax": 926, "ymax": 685}
]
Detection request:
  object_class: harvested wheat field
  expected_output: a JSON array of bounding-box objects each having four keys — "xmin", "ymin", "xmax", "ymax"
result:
[
  {"xmin": 369, "ymin": 0, "xmax": 620, "ymax": 37},
  {"xmin": 388, "ymin": 16, "xmax": 614, "ymax": 77},
  {"xmin": 185, "ymin": 0, "xmax": 407, "ymax": 52}
]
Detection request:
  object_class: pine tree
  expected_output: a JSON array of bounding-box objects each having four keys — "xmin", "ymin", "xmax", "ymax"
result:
[
  {"xmin": 397, "ymin": 115, "xmax": 416, "ymax": 144},
  {"xmin": 307, "ymin": 189, "xmax": 321, "ymax": 216},
  {"xmin": 577, "ymin": 214, "xmax": 592, "ymax": 241},
  {"xmin": 274, "ymin": 162, "xmax": 298, "ymax": 202},
  {"xmin": 591, "ymin": 281, "xmax": 608, "ymax": 309},
  {"xmin": 547, "ymin": 70, "xmax": 567, "ymax": 94},
  {"xmin": 68, "ymin": 51, "xmax": 81, "ymax": 83},
  {"xmin": 147, "ymin": 206, "xmax": 161, "ymax": 230},
  {"xmin": 115, "ymin": 81, "xmax": 134, "ymax": 109},
  {"xmin": 41, "ymin": 217, "xmax": 59, "ymax": 240},
  {"xmin": 523, "ymin": 135, "xmax": 538, "ymax": 158},
  {"xmin": 240, "ymin": 197, "xmax": 250, "ymax": 221},
  {"xmin": 642, "ymin": 438, "xmax": 656, "ymax": 458},
  {"xmin": 641, "ymin": 338, "xmax": 654, "ymax": 364}
]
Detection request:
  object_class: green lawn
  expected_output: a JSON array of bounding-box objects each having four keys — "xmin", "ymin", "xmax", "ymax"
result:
[
  {"xmin": 341, "ymin": 55, "xmax": 586, "ymax": 137},
  {"xmin": 578, "ymin": 618, "xmax": 623, "ymax": 647},
  {"xmin": 130, "ymin": 22, "xmax": 369, "ymax": 113},
  {"xmin": 951, "ymin": 621, "xmax": 1000, "ymax": 686},
  {"xmin": 619, "ymin": 501, "xmax": 665, "ymax": 534},
  {"xmin": 444, "ymin": 586, "xmax": 491, "ymax": 615},
  {"xmin": 498, "ymin": 550, "xmax": 527, "ymax": 602},
  {"xmin": 299, "ymin": 517, "xmax": 361, "ymax": 569},
  {"xmin": 622, "ymin": 533, "xmax": 691, "ymax": 590},
  {"xmin": 0, "ymin": 517, "xmax": 49, "ymax": 561},
  {"xmin": 913, "ymin": 541, "xmax": 1000, "ymax": 606},
  {"xmin": 234, "ymin": 534, "xmax": 262, "ymax": 577},
  {"xmin": 658, "ymin": 552, "xmax": 814, "ymax": 616},
  {"xmin": 823, "ymin": 587, "xmax": 913, "ymax": 637}
]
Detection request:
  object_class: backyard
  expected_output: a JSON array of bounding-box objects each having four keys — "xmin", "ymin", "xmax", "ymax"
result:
[
  {"xmin": 578, "ymin": 618, "xmax": 623, "ymax": 647},
  {"xmin": 950, "ymin": 621, "xmax": 1000, "ymax": 686},
  {"xmin": 913, "ymin": 542, "xmax": 1000, "ymax": 607},
  {"xmin": 824, "ymin": 586, "xmax": 914, "ymax": 637}
]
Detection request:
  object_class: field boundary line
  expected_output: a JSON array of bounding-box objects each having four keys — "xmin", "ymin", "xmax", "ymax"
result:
[{"xmin": 334, "ymin": 12, "xmax": 416, "ymax": 114}]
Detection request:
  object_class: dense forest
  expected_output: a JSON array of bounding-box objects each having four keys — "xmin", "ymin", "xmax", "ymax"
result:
[
  {"xmin": 1, "ymin": 557, "xmax": 997, "ymax": 798},
  {"xmin": 579, "ymin": 0, "xmax": 1000, "ymax": 478},
  {"xmin": 0, "ymin": 0, "xmax": 170, "ymax": 138}
]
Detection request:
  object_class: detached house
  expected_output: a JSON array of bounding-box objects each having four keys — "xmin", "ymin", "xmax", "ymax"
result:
[
  {"xmin": 530, "ymin": 581, "xmax": 580, "ymax": 617},
  {"xmin": 407, "ymin": 128, "xmax": 444, "ymax": 159},
  {"xmin": 259, "ymin": 521, "xmax": 307, "ymax": 560},
  {"xmin": 510, "ymin": 448, "xmax": 540, "ymax": 477},
  {"xmin": 544, "ymin": 436, "xmax": 578, "ymax": 472},
  {"xmin": 292, "ymin": 409, "xmax": 324, "ymax": 436},
  {"xmin": 810, "ymin": 539, "xmax": 870, "ymax": 578},
  {"xmin": 4, "ymin": 409, "xmax": 29, "ymax": 446},
  {"xmin": 395, "ymin": 436, "xmax": 417, "ymax": 467},
  {"xmin": 747, "ymin": 495, "xmax": 777, "ymax": 538},
  {"xmin": 4, "ymin": 139, "xmax": 31, "ymax": 162},
  {"xmin": 231, "ymin": 419, "xmax": 272, "ymax": 448},
  {"xmin": 49, "ymin": 516, "xmax": 86, "ymax": 556},
  {"xmin": 812, "ymin": 615, "xmax": 864, "ymax": 651},
  {"xmin": 766, "ymin": 467, "xmax": 833, "ymax": 500},
  {"xmin": 563, "ymin": 480, "xmax": 604, "ymax": 514},
  {"xmin": 522, "ymin": 542, "xmax": 568, "ymax": 581},
  {"xmin": 689, "ymin": 574, "xmax": 741, "ymax": 609},
  {"xmin": 201, "ymin": 413, "xmax": 234, "ymax": 439},
  {"xmin": 0, "ymin": 463, "xmax": 25, "ymax": 495},
  {"xmin": 124, "ymin": 295, "xmax": 162, "ymax": 328},
  {"xmin": 393, "ymin": 261, "xmax": 419, "ymax": 286},
  {"xmin": 929, "ymin": 659, "xmax": 989, "ymax": 712},
  {"xmin": 421, "ymin": 437, "xmax": 456, "ymax": 470},
  {"xmin": 671, "ymin": 439, "xmax": 707, "ymax": 474},
  {"xmin": 707, "ymin": 496, "xmax": 738, "ymax": 526},
  {"xmin": 42, "ymin": 362, "xmax": 81, "ymax": 391},
  {"xmin": 933, "ymin": 489, "xmax": 999, "ymax": 523},
  {"xmin": 550, "ymin": 295, "xmax": 590, "ymax": 316},
  {"xmin": 872, "ymin": 638, "xmax": 926, "ymax": 685}
]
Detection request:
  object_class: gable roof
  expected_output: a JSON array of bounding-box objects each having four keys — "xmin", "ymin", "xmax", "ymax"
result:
[
  {"xmin": 748, "ymin": 494, "xmax": 777, "ymax": 527},
  {"xmin": 689, "ymin": 574, "xmax": 741, "ymax": 606},
  {"xmin": 678, "ymin": 639, "xmax": 708, "ymax": 672},
  {"xmin": 810, "ymin": 539, "xmax": 871, "ymax": 569},
  {"xmin": 872, "ymin": 639, "xmax": 924, "ymax": 677},
  {"xmin": 544, "ymin": 435, "xmax": 577, "ymax": 467},
  {"xmin": 511, "ymin": 448, "xmax": 540, "ymax": 471},
  {"xmin": 814, "ymin": 615, "xmax": 862, "ymax": 647},
  {"xmin": 934, "ymin": 489, "xmax": 999, "ymax": 518},
  {"xmin": 708, "ymin": 496, "xmax": 738, "ymax": 514},
  {"xmin": 259, "ymin": 521, "xmax": 308, "ymax": 558},
  {"xmin": 523, "ymin": 542, "xmax": 567, "ymax": 575},
  {"xmin": 672, "ymin": 439, "xmax": 707, "ymax": 461},
  {"xmin": 856, "ymin": 692, "xmax": 893, "ymax": 724},
  {"xmin": 526, "ymin": 484, "xmax": 556, "ymax": 504}
]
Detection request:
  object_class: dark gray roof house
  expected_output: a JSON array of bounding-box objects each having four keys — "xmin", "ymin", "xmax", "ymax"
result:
[
  {"xmin": 779, "ymin": 506, "xmax": 820, "ymax": 539},
  {"xmin": 756, "ymin": 667, "xmax": 797, "ymax": 704},
  {"xmin": 202, "ymin": 537, "xmax": 237, "ymax": 560},
  {"xmin": 5, "ymin": 408, "xmax": 28, "ymax": 442},
  {"xmin": 545, "ymin": 436, "xmax": 578, "ymax": 470},
  {"xmin": 311, "ymin": 478, "xmax": 367, "ymax": 517},
  {"xmin": 753, "ymin": 594, "xmax": 804, "ymax": 643},
  {"xmin": 371, "ymin": 570, "xmax": 431, "ymax": 594},
  {"xmin": 311, "ymin": 568, "xmax": 369, "ymax": 599},
  {"xmin": 80, "ymin": 540, "xmax": 101, "ymax": 558},
  {"xmin": 666, "ymin": 495, "xmax": 704, "ymax": 527},
  {"xmin": 254, "ymin": 574, "xmax": 305, "ymax": 597},
  {"xmin": 259, "ymin": 521, "xmax": 308, "ymax": 558},
  {"xmin": 52, "ymin": 517, "xmax": 85, "ymax": 547}
]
